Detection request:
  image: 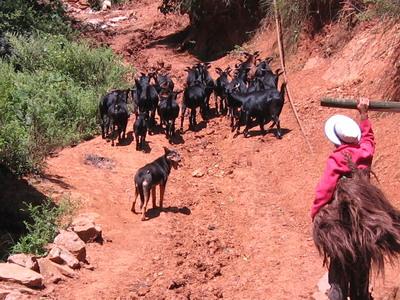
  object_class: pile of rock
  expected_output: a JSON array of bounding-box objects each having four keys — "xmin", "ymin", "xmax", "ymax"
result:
[{"xmin": 0, "ymin": 214, "xmax": 102, "ymax": 298}]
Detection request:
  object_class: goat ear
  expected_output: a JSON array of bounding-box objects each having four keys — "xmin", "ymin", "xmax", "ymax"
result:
[{"xmin": 140, "ymin": 72, "xmax": 146, "ymax": 77}]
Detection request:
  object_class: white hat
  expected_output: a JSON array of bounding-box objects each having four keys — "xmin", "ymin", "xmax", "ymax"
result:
[{"xmin": 324, "ymin": 114, "xmax": 361, "ymax": 146}]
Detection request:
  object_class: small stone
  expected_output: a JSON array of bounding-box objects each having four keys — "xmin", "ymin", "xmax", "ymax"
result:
[
  {"xmin": 82, "ymin": 264, "xmax": 95, "ymax": 271},
  {"xmin": 48, "ymin": 246, "xmax": 80, "ymax": 269},
  {"xmin": 207, "ymin": 224, "xmax": 216, "ymax": 231},
  {"xmin": 0, "ymin": 288, "xmax": 11, "ymax": 299},
  {"xmin": 54, "ymin": 230, "xmax": 86, "ymax": 262},
  {"xmin": 137, "ymin": 286, "xmax": 149, "ymax": 297},
  {"xmin": 0, "ymin": 263, "xmax": 43, "ymax": 288},
  {"xmin": 71, "ymin": 215, "xmax": 102, "ymax": 243},
  {"xmin": 101, "ymin": 0, "xmax": 111, "ymax": 10},
  {"xmin": 5, "ymin": 291, "xmax": 30, "ymax": 300},
  {"xmin": 192, "ymin": 169, "xmax": 204, "ymax": 178},
  {"xmin": 37, "ymin": 258, "xmax": 75, "ymax": 285},
  {"xmin": 7, "ymin": 254, "xmax": 39, "ymax": 272}
]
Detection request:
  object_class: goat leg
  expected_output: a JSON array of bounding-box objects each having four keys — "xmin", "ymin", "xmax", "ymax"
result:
[
  {"xmin": 180, "ymin": 104, "xmax": 186, "ymax": 132},
  {"xmin": 273, "ymin": 116, "xmax": 282, "ymax": 139},
  {"xmin": 151, "ymin": 187, "xmax": 157, "ymax": 209}
]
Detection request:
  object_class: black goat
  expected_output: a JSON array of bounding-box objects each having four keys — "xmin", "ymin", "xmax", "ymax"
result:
[
  {"xmin": 214, "ymin": 66, "xmax": 231, "ymax": 115},
  {"xmin": 233, "ymin": 83, "xmax": 286, "ymax": 138},
  {"xmin": 258, "ymin": 69, "xmax": 284, "ymax": 90},
  {"xmin": 107, "ymin": 101, "xmax": 129, "ymax": 146},
  {"xmin": 134, "ymin": 73, "xmax": 159, "ymax": 132},
  {"xmin": 254, "ymin": 57, "xmax": 274, "ymax": 78},
  {"xmin": 236, "ymin": 51, "xmax": 260, "ymax": 81},
  {"xmin": 185, "ymin": 66, "xmax": 201, "ymax": 87},
  {"xmin": 158, "ymin": 91, "xmax": 181, "ymax": 140},
  {"xmin": 180, "ymin": 81, "xmax": 207, "ymax": 131},
  {"xmin": 151, "ymin": 72, "xmax": 174, "ymax": 95},
  {"xmin": 197, "ymin": 63, "xmax": 215, "ymax": 114},
  {"xmin": 133, "ymin": 112, "xmax": 149, "ymax": 151},
  {"xmin": 99, "ymin": 89, "xmax": 129, "ymax": 139}
]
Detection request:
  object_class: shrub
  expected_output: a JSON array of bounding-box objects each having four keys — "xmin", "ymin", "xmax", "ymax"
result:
[
  {"xmin": 0, "ymin": 0, "xmax": 72, "ymax": 36},
  {"xmin": 0, "ymin": 34, "xmax": 132, "ymax": 175},
  {"xmin": 11, "ymin": 198, "xmax": 77, "ymax": 256}
]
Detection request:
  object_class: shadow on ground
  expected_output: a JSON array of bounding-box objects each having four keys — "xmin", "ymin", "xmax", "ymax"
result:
[{"xmin": 0, "ymin": 168, "xmax": 48, "ymax": 260}]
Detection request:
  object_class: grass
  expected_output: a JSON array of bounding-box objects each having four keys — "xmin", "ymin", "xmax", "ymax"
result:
[
  {"xmin": 11, "ymin": 197, "xmax": 78, "ymax": 256},
  {"xmin": 0, "ymin": 34, "xmax": 132, "ymax": 175}
]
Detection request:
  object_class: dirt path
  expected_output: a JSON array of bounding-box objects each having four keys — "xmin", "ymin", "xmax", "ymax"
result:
[{"xmin": 32, "ymin": 1, "xmax": 400, "ymax": 299}]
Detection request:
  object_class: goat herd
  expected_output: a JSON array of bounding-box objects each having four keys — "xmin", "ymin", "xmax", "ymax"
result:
[{"xmin": 99, "ymin": 51, "xmax": 287, "ymax": 150}]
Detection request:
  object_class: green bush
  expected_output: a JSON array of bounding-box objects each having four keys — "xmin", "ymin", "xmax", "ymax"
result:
[
  {"xmin": 11, "ymin": 198, "xmax": 77, "ymax": 256},
  {"xmin": 0, "ymin": 34, "xmax": 131, "ymax": 174},
  {"xmin": 0, "ymin": 0, "xmax": 72, "ymax": 35}
]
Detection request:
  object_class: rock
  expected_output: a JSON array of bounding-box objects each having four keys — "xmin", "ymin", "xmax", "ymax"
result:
[
  {"xmin": 109, "ymin": 16, "xmax": 128, "ymax": 23},
  {"xmin": 101, "ymin": 0, "xmax": 111, "ymax": 10},
  {"xmin": 70, "ymin": 215, "xmax": 102, "ymax": 243},
  {"xmin": 7, "ymin": 254, "xmax": 39, "ymax": 272},
  {"xmin": 5, "ymin": 292, "xmax": 30, "ymax": 300},
  {"xmin": 0, "ymin": 288, "xmax": 11, "ymax": 299},
  {"xmin": 37, "ymin": 259, "xmax": 63, "ymax": 285},
  {"xmin": 82, "ymin": 264, "xmax": 95, "ymax": 271},
  {"xmin": 37, "ymin": 258, "xmax": 75, "ymax": 285},
  {"xmin": 48, "ymin": 246, "xmax": 80, "ymax": 269},
  {"xmin": 53, "ymin": 230, "xmax": 86, "ymax": 262},
  {"xmin": 192, "ymin": 169, "xmax": 204, "ymax": 178},
  {"xmin": 0, "ymin": 263, "xmax": 43, "ymax": 288}
]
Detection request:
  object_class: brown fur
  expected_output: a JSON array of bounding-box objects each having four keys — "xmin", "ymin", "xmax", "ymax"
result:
[{"xmin": 313, "ymin": 167, "xmax": 400, "ymax": 276}]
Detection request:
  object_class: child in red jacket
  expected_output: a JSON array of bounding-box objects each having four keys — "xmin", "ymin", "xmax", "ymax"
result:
[
  {"xmin": 312, "ymin": 98, "xmax": 400, "ymax": 300},
  {"xmin": 311, "ymin": 98, "xmax": 374, "ymax": 219}
]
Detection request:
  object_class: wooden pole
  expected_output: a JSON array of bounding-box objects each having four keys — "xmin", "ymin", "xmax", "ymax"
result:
[
  {"xmin": 273, "ymin": 0, "xmax": 314, "ymax": 154},
  {"xmin": 321, "ymin": 98, "xmax": 400, "ymax": 112}
]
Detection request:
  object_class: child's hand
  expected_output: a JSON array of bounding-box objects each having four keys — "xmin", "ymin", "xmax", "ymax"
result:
[{"xmin": 357, "ymin": 97, "xmax": 369, "ymax": 120}]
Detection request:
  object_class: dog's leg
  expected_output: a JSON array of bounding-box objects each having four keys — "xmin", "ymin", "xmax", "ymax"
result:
[
  {"xmin": 131, "ymin": 185, "xmax": 139, "ymax": 213},
  {"xmin": 151, "ymin": 186, "xmax": 157, "ymax": 209},
  {"xmin": 160, "ymin": 183, "xmax": 166, "ymax": 209},
  {"xmin": 141, "ymin": 181, "xmax": 150, "ymax": 221}
]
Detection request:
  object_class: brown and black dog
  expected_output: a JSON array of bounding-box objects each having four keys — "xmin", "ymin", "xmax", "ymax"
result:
[{"xmin": 131, "ymin": 147, "xmax": 181, "ymax": 220}]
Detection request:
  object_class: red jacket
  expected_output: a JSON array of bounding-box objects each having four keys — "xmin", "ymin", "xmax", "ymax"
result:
[{"xmin": 311, "ymin": 119, "xmax": 375, "ymax": 219}]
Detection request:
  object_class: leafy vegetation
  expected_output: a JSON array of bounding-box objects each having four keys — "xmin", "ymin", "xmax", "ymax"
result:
[
  {"xmin": 0, "ymin": 0, "xmax": 72, "ymax": 36},
  {"xmin": 0, "ymin": 34, "xmax": 131, "ymax": 175},
  {"xmin": 11, "ymin": 198, "xmax": 77, "ymax": 256}
]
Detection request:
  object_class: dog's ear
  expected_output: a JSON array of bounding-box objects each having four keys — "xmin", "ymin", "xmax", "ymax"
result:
[{"xmin": 163, "ymin": 146, "xmax": 170, "ymax": 154}]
